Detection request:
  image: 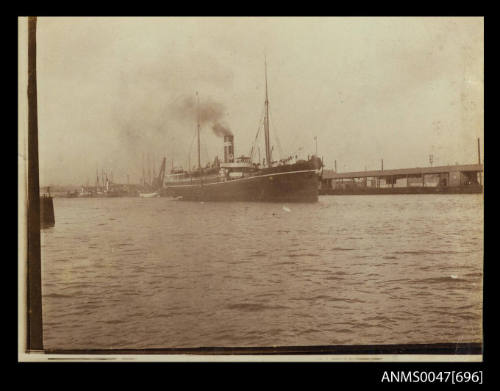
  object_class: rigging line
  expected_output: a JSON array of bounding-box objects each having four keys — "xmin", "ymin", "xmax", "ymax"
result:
[
  {"xmin": 249, "ymin": 104, "xmax": 266, "ymax": 161},
  {"xmin": 268, "ymin": 110, "xmax": 284, "ymax": 160},
  {"xmin": 250, "ymin": 121, "xmax": 262, "ymax": 162},
  {"xmin": 250, "ymin": 115, "xmax": 265, "ymax": 162},
  {"xmin": 250, "ymin": 116, "xmax": 262, "ymax": 159}
]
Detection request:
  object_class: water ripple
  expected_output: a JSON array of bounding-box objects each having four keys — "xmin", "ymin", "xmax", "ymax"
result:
[{"xmin": 41, "ymin": 195, "xmax": 483, "ymax": 349}]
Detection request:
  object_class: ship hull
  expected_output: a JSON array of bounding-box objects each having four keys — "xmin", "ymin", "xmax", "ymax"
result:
[
  {"xmin": 162, "ymin": 169, "xmax": 319, "ymax": 203},
  {"xmin": 139, "ymin": 192, "xmax": 160, "ymax": 198}
]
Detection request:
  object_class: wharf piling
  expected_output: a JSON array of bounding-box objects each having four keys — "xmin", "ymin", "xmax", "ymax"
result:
[{"xmin": 40, "ymin": 188, "xmax": 55, "ymax": 228}]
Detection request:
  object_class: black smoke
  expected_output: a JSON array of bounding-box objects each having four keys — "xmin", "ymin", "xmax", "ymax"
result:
[
  {"xmin": 212, "ymin": 122, "xmax": 232, "ymax": 137},
  {"xmin": 173, "ymin": 95, "xmax": 233, "ymax": 137}
]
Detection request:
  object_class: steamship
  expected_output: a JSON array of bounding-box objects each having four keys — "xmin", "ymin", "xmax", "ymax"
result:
[{"xmin": 161, "ymin": 65, "xmax": 323, "ymax": 203}]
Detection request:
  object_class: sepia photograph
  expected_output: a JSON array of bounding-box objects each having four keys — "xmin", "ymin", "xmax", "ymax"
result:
[{"xmin": 19, "ymin": 16, "xmax": 484, "ymax": 364}]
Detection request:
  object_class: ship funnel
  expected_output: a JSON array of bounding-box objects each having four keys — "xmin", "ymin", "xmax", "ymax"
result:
[{"xmin": 224, "ymin": 135, "xmax": 234, "ymax": 163}]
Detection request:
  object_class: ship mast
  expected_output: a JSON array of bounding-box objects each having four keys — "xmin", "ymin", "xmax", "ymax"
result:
[
  {"xmin": 196, "ymin": 91, "xmax": 201, "ymax": 171},
  {"xmin": 264, "ymin": 59, "xmax": 272, "ymax": 167}
]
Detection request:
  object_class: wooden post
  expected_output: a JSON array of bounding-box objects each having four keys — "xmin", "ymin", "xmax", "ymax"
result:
[
  {"xmin": 478, "ymin": 138, "xmax": 482, "ymax": 186},
  {"xmin": 477, "ymin": 137, "xmax": 481, "ymax": 165},
  {"xmin": 27, "ymin": 16, "xmax": 43, "ymax": 351},
  {"xmin": 477, "ymin": 137, "xmax": 483, "ymax": 186}
]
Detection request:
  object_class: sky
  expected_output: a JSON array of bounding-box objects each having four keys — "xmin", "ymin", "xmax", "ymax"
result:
[{"xmin": 25, "ymin": 17, "xmax": 483, "ymax": 186}]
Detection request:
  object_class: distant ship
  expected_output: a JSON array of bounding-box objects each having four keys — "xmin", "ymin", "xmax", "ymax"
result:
[
  {"xmin": 91, "ymin": 169, "xmax": 129, "ymax": 197},
  {"xmin": 78, "ymin": 186, "xmax": 93, "ymax": 197},
  {"xmin": 161, "ymin": 63, "xmax": 323, "ymax": 203}
]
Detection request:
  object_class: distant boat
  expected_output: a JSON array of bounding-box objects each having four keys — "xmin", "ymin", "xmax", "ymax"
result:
[
  {"xmin": 78, "ymin": 186, "xmax": 93, "ymax": 197},
  {"xmin": 139, "ymin": 191, "xmax": 160, "ymax": 198},
  {"xmin": 66, "ymin": 190, "xmax": 78, "ymax": 198}
]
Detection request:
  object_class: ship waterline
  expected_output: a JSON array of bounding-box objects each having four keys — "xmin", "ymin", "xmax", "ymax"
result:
[{"xmin": 162, "ymin": 168, "xmax": 320, "ymax": 202}]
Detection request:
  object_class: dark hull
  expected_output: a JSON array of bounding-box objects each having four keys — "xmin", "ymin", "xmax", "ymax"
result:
[{"xmin": 162, "ymin": 169, "xmax": 319, "ymax": 202}]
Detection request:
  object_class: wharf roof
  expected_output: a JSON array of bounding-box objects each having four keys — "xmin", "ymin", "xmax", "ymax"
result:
[{"xmin": 322, "ymin": 164, "xmax": 483, "ymax": 180}]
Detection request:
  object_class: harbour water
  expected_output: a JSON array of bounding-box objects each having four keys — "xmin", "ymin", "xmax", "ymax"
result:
[{"xmin": 41, "ymin": 195, "xmax": 483, "ymax": 349}]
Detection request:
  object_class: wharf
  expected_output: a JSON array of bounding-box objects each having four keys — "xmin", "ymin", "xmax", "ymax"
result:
[{"xmin": 320, "ymin": 164, "xmax": 483, "ymax": 195}]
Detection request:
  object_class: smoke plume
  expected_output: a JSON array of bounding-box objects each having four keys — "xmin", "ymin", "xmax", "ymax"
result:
[
  {"xmin": 212, "ymin": 122, "xmax": 232, "ymax": 137},
  {"xmin": 173, "ymin": 95, "xmax": 233, "ymax": 136}
]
